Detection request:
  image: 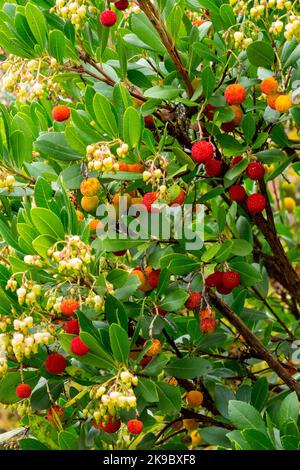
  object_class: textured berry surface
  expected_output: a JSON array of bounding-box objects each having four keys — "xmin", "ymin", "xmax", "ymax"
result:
[
  {"xmin": 275, "ymin": 95, "xmax": 293, "ymax": 112},
  {"xmin": 45, "ymin": 353, "xmax": 67, "ymax": 375},
  {"xmin": 222, "ymin": 270, "xmax": 240, "ymax": 289},
  {"xmin": 191, "ymin": 141, "xmax": 215, "ymax": 164},
  {"xmin": 60, "ymin": 298, "xmax": 79, "ymax": 317},
  {"xmin": 70, "ymin": 337, "xmax": 89, "ymax": 356},
  {"xmin": 185, "ymin": 292, "xmax": 202, "ymax": 309},
  {"xmin": 186, "ymin": 390, "xmax": 204, "ymax": 407},
  {"xmin": 114, "ymin": 0, "xmax": 129, "ymax": 10},
  {"xmin": 205, "ymin": 159, "xmax": 222, "ymax": 176},
  {"xmin": 146, "ymin": 268, "xmax": 161, "ymax": 288},
  {"xmin": 169, "ymin": 188, "xmax": 186, "ymax": 206},
  {"xmin": 200, "ymin": 318, "xmax": 217, "ymax": 334},
  {"xmin": 16, "ymin": 383, "xmax": 32, "ymax": 398},
  {"xmin": 142, "ymin": 192, "xmax": 158, "ymax": 212},
  {"xmin": 52, "ymin": 105, "xmax": 70, "ymax": 122},
  {"xmin": 260, "ymin": 77, "xmax": 278, "ymax": 95},
  {"xmin": 96, "ymin": 416, "xmax": 121, "ymax": 433},
  {"xmin": 127, "ymin": 419, "xmax": 144, "ymax": 435},
  {"xmin": 246, "ymin": 162, "xmax": 265, "ymax": 180},
  {"xmin": 99, "ymin": 10, "xmax": 117, "ymax": 27},
  {"xmin": 228, "ymin": 184, "xmax": 246, "ymax": 202},
  {"xmin": 205, "ymin": 271, "xmax": 223, "ymax": 287},
  {"xmin": 65, "ymin": 319, "xmax": 80, "ymax": 335},
  {"xmin": 247, "ymin": 193, "xmax": 266, "ymax": 213},
  {"xmin": 224, "ymin": 84, "xmax": 247, "ymax": 105},
  {"xmin": 145, "ymin": 339, "xmax": 161, "ymax": 356},
  {"xmin": 80, "ymin": 178, "xmax": 100, "ymax": 197}
]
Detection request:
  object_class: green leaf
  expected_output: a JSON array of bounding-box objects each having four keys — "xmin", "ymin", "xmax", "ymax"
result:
[
  {"xmin": 160, "ymin": 254, "xmax": 200, "ymax": 275},
  {"xmin": 214, "ymin": 385, "xmax": 235, "ymax": 419},
  {"xmin": 28, "ymin": 415, "xmax": 58, "ymax": 450},
  {"xmin": 31, "ymin": 207, "xmax": 65, "ymax": 240},
  {"xmin": 242, "ymin": 114, "xmax": 256, "ymax": 144},
  {"xmin": 201, "ymin": 66, "xmax": 216, "ymax": 99},
  {"xmin": 172, "ymin": 147, "xmax": 195, "ymax": 171},
  {"xmin": 25, "ymin": 2, "xmax": 47, "ymax": 49},
  {"xmin": 30, "ymin": 380, "xmax": 64, "ymax": 412},
  {"xmin": 136, "ymin": 377, "xmax": 159, "ymax": 403},
  {"xmin": 34, "ymin": 132, "xmax": 82, "ymax": 162},
  {"xmin": 165, "ymin": 357, "xmax": 211, "ymax": 379},
  {"xmin": 278, "ymin": 392, "xmax": 299, "ymax": 428},
  {"xmin": 32, "ymin": 234, "xmax": 56, "ymax": 258},
  {"xmin": 109, "ymin": 323, "xmax": 129, "ymax": 365},
  {"xmin": 228, "ymin": 400, "xmax": 266, "ymax": 433},
  {"xmin": 224, "ymin": 158, "xmax": 248, "ymax": 188},
  {"xmin": 48, "ymin": 30, "xmax": 65, "ymax": 64},
  {"xmin": 291, "ymin": 107, "xmax": 300, "ymax": 128},
  {"xmin": 11, "ymin": 130, "xmax": 32, "ymax": 167},
  {"xmin": 229, "ymin": 262, "xmax": 262, "ymax": 287},
  {"xmin": 131, "ymin": 13, "xmax": 166, "ymax": 54},
  {"xmin": 159, "ymin": 288, "xmax": 189, "ymax": 311},
  {"xmin": 220, "ymin": 4, "xmax": 236, "ymax": 28},
  {"xmin": 156, "ymin": 382, "xmax": 181, "ymax": 415},
  {"xmin": 247, "ymin": 41, "xmax": 275, "ymax": 68},
  {"xmin": 58, "ymin": 431, "xmax": 79, "ymax": 450},
  {"xmin": 123, "ymin": 107, "xmax": 142, "ymax": 149},
  {"xmin": 242, "ymin": 429, "xmax": 275, "ymax": 450},
  {"xmin": 144, "ymin": 86, "xmax": 181, "ymax": 100},
  {"xmin": 251, "ymin": 378, "xmax": 269, "ymax": 411},
  {"xmin": 93, "ymin": 93, "xmax": 118, "ymax": 138}
]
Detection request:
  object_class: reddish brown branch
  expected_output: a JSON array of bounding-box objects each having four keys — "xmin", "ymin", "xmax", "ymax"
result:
[{"xmin": 208, "ymin": 290, "xmax": 300, "ymax": 399}]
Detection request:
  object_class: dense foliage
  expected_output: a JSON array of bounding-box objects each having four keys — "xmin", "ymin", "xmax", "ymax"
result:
[{"xmin": 0, "ymin": 0, "xmax": 300, "ymax": 451}]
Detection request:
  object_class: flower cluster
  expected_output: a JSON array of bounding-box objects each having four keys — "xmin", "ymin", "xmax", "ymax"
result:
[
  {"xmin": 1, "ymin": 317, "xmax": 52, "ymax": 362},
  {"xmin": 0, "ymin": 172, "xmax": 15, "ymax": 192},
  {"xmin": 84, "ymin": 371, "xmax": 138, "ymax": 423},
  {"xmin": 85, "ymin": 292, "xmax": 104, "ymax": 313},
  {"xmin": 52, "ymin": 0, "xmax": 97, "ymax": 28},
  {"xmin": 86, "ymin": 143, "xmax": 120, "ymax": 173},
  {"xmin": 24, "ymin": 255, "xmax": 43, "ymax": 268},
  {"xmin": 284, "ymin": 15, "xmax": 300, "ymax": 41},
  {"xmin": 0, "ymin": 334, "xmax": 8, "ymax": 378},
  {"xmin": 6, "ymin": 278, "xmax": 42, "ymax": 307},
  {"xmin": 48, "ymin": 235, "xmax": 93, "ymax": 277},
  {"xmin": 0, "ymin": 56, "xmax": 64, "ymax": 102}
]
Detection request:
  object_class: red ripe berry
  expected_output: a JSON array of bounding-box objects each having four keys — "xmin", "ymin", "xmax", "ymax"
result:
[
  {"xmin": 114, "ymin": 0, "xmax": 129, "ymax": 10},
  {"xmin": 228, "ymin": 184, "xmax": 246, "ymax": 202},
  {"xmin": 142, "ymin": 192, "xmax": 158, "ymax": 212},
  {"xmin": 52, "ymin": 105, "xmax": 70, "ymax": 122},
  {"xmin": 204, "ymin": 104, "xmax": 215, "ymax": 121},
  {"xmin": 96, "ymin": 415, "xmax": 121, "ymax": 433},
  {"xmin": 65, "ymin": 319, "xmax": 80, "ymax": 335},
  {"xmin": 191, "ymin": 141, "xmax": 215, "ymax": 164},
  {"xmin": 246, "ymin": 162, "xmax": 265, "ymax": 181},
  {"xmin": 205, "ymin": 159, "xmax": 222, "ymax": 176},
  {"xmin": 99, "ymin": 10, "xmax": 117, "ymax": 27},
  {"xmin": 157, "ymin": 307, "xmax": 168, "ymax": 316},
  {"xmin": 45, "ymin": 353, "xmax": 67, "ymax": 375},
  {"xmin": 60, "ymin": 298, "xmax": 79, "ymax": 317},
  {"xmin": 229, "ymin": 156, "xmax": 244, "ymax": 168},
  {"xmin": 70, "ymin": 337, "xmax": 89, "ymax": 356},
  {"xmin": 144, "ymin": 116, "xmax": 155, "ymax": 130},
  {"xmin": 216, "ymin": 284, "xmax": 232, "ymax": 295},
  {"xmin": 224, "ymin": 84, "xmax": 247, "ymax": 106},
  {"xmin": 221, "ymin": 121, "xmax": 236, "ymax": 133},
  {"xmin": 222, "ymin": 270, "xmax": 240, "ymax": 289},
  {"xmin": 247, "ymin": 193, "xmax": 266, "ymax": 214},
  {"xmin": 127, "ymin": 419, "xmax": 144, "ymax": 435},
  {"xmin": 16, "ymin": 383, "xmax": 32, "ymax": 399},
  {"xmin": 113, "ymin": 250, "xmax": 127, "ymax": 256},
  {"xmin": 205, "ymin": 270, "xmax": 223, "ymax": 287},
  {"xmin": 185, "ymin": 292, "xmax": 202, "ymax": 309},
  {"xmin": 147, "ymin": 269, "xmax": 161, "ymax": 289},
  {"xmin": 200, "ymin": 318, "xmax": 217, "ymax": 334},
  {"xmin": 141, "ymin": 356, "xmax": 151, "ymax": 368}
]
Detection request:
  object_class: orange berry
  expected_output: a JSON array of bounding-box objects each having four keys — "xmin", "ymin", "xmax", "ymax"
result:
[
  {"xmin": 46, "ymin": 405, "xmax": 64, "ymax": 425},
  {"xmin": 52, "ymin": 105, "xmax": 70, "ymax": 122},
  {"xmin": 275, "ymin": 95, "xmax": 293, "ymax": 113},
  {"xmin": 267, "ymin": 93, "xmax": 281, "ymax": 110},
  {"xmin": 231, "ymin": 105, "xmax": 243, "ymax": 126},
  {"xmin": 186, "ymin": 390, "xmax": 204, "ymax": 407},
  {"xmin": 81, "ymin": 196, "xmax": 99, "ymax": 213},
  {"xmin": 224, "ymin": 84, "xmax": 247, "ymax": 105},
  {"xmin": 118, "ymin": 162, "xmax": 128, "ymax": 171},
  {"xmin": 260, "ymin": 77, "xmax": 278, "ymax": 95},
  {"xmin": 60, "ymin": 298, "xmax": 79, "ymax": 317},
  {"xmin": 131, "ymin": 269, "xmax": 152, "ymax": 292},
  {"xmin": 144, "ymin": 339, "xmax": 161, "ymax": 356},
  {"xmin": 80, "ymin": 178, "xmax": 100, "ymax": 197},
  {"xmin": 199, "ymin": 306, "xmax": 215, "ymax": 320},
  {"xmin": 127, "ymin": 163, "xmax": 145, "ymax": 173}
]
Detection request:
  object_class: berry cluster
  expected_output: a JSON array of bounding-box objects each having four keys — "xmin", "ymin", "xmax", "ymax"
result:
[{"xmin": 48, "ymin": 235, "xmax": 93, "ymax": 277}]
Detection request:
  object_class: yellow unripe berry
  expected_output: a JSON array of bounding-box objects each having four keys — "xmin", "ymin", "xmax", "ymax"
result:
[
  {"xmin": 283, "ymin": 197, "xmax": 296, "ymax": 213},
  {"xmin": 275, "ymin": 95, "xmax": 293, "ymax": 113}
]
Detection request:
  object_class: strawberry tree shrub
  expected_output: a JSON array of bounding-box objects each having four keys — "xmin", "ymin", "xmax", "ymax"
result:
[{"xmin": 0, "ymin": 0, "xmax": 299, "ymax": 451}]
